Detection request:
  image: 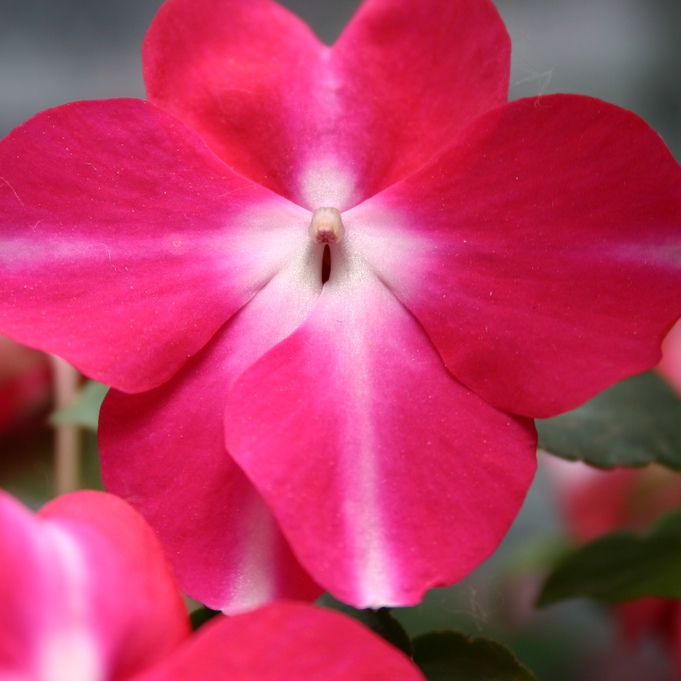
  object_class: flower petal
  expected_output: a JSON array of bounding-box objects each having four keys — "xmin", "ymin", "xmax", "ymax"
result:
[
  {"xmin": 0, "ymin": 98, "xmax": 310, "ymax": 392},
  {"xmin": 100, "ymin": 246, "xmax": 325, "ymax": 613},
  {"xmin": 143, "ymin": 0, "xmax": 329, "ymax": 205},
  {"xmin": 135, "ymin": 602, "xmax": 425, "ymax": 681},
  {"xmin": 355, "ymin": 94, "xmax": 681, "ymax": 418},
  {"xmin": 331, "ymin": 0, "xmax": 510, "ymax": 199},
  {"xmin": 144, "ymin": 0, "xmax": 509, "ymax": 208},
  {"xmin": 0, "ymin": 490, "xmax": 188, "ymax": 680},
  {"xmin": 225, "ymin": 268, "xmax": 536, "ymax": 608}
]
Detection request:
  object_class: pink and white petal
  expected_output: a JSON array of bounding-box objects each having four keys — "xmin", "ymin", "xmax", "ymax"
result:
[
  {"xmin": 0, "ymin": 492, "xmax": 62, "ymax": 678},
  {"xmin": 143, "ymin": 0, "xmax": 331, "ymax": 205},
  {"xmin": 133, "ymin": 602, "xmax": 425, "ymax": 681},
  {"xmin": 355, "ymin": 94, "xmax": 681, "ymax": 418},
  {"xmin": 0, "ymin": 490, "xmax": 188, "ymax": 681},
  {"xmin": 0, "ymin": 98, "xmax": 310, "ymax": 393},
  {"xmin": 144, "ymin": 0, "xmax": 509, "ymax": 209},
  {"xmin": 100, "ymin": 378, "xmax": 321, "ymax": 615},
  {"xmin": 100, "ymin": 247, "xmax": 325, "ymax": 613},
  {"xmin": 225, "ymin": 266, "xmax": 537, "ymax": 608},
  {"xmin": 331, "ymin": 0, "xmax": 510, "ymax": 199}
]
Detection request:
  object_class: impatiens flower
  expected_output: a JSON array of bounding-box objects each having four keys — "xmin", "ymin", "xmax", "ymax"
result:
[
  {"xmin": 548, "ymin": 460, "xmax": 681, "ymax": 678},
  {"xmin": 0, "ymin": 489, "xmax": 426, "ymax": 681},
  {"xmin": 1, "ymin": 0, "xmax": 681, "ymax": 611},
  {"xmin": 0, "ymin": 489, "xmax": 189, "ymax": 680}
]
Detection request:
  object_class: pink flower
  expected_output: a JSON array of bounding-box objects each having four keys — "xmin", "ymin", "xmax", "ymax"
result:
[
  {"xmin": 549, "ymin": 460, "xmax": 681, "ymax": 677},
  {"xmin": 0, "ymin": 335, "xmax": 50, "ymax": 436},
  {"xmin": 0, "ymin": 489, "xmax": 425, "ymax": 681},
  {"xmin": 0, "ymin": 489, "xmax": 189, "ymax": 680},
  {"xmin": 136, "ymin": 602, "xmax": 425, "ymax": 681},
  {"xmin": 1, "ymin": 0, "xmax": 681, "ymax": 610}
]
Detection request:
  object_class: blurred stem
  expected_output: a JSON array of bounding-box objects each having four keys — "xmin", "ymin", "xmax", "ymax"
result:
[{"xmin": 50, "ymin": 356, "xmax": 80, "ymax": 495}]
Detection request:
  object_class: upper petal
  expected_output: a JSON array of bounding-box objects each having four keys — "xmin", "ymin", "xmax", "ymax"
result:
[
  {"xmin": 0, "ymin": 98, "xmax": 310, "ymax": 392},
  {"xmin": 144, "ymin": 0, "xmax": 328, "ymax": 206},
  {"xmin": 134, "ymin": 602, "xmax": 425, "ymax": 681},
  {"xmin": 143, "ymin": 0, "xmax": 510, "ymax": 208},
  {"xmin": 355, "ymin": 94, "xmax": 681, "ymax": 418},
  {"xmin": 331, "ymin": 0, "xmax": 510, "ymax": 199},
  {"xmin": 225, "ymin": 261, "xmax": 536, "ymax": 608},
  {"xmin": 0, "ymin": 490, "xmax": 188, "ymax": 681}
]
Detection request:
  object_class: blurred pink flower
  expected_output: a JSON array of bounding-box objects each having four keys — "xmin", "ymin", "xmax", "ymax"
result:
[
  {"xmin": 0, "ymin": 489, "xmax": 425, "ymax": 681},
  {"xmin": 550, "ymin": 460, "xmax": 681, "ymax": 678},
  {"xmin": 0, "ymin": 335, "xmax": 50, "ymax": 436},
  {"xmin": 0, "ymin": 489, "xmax": 189, "ymax": 680},
  {"xmin": 1, "ymin": 0, "xmax": 681, "ymax": 611},
  {"xmin": 659, "ymin": 320, "xmax": 681, "ymax": 395}
]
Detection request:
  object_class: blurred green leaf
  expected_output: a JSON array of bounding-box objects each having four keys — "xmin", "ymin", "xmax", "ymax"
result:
[
  {"xmin": 413, "ymin": 631, "xmax": 537, "ymax": 681},
  {"xmin": 537, "ymin": 372, "xmax": 681, "ymax": 470},
  {"xmin": 538, "ymin": 508, "xmax": 681, "ymax": 606},
  {"xmin": 49, "ymin": 380, "xmax": 108, "ymax": 431},
  {"xmin": 190, "ymin": 606, "xmax": 221, "ymax": 630}
]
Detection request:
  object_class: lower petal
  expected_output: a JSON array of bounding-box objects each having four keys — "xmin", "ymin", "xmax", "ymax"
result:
[
  {"xmin": 100, "ymin": 254, "xmax": 324, "ymax": 612},
  {"xmin": 225, "ymin": 272, "xmax": 537, "ymax": 608},
  {"xmin": 135, "ymin": 602, "xmax": 425, "ymax": 681}
]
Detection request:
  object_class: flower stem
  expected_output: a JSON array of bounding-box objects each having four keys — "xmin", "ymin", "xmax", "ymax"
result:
[{"xmin": 50, "ymin": 356, "xmax": 80, "ymax": 495}]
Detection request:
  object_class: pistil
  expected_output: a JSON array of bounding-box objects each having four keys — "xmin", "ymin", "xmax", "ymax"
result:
[{"xmin": 309, "ymin": 207, "xmax": 344, "ymax": 244}]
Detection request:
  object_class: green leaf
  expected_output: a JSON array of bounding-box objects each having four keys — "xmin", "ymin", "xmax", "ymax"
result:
[
  {"xmin": 536, "ymin": 371, "xmax": 681, "ymax": 470},
  {"xmin": 190, "ymin": 606, "xmax": 221, "ymax": 630},
  {"xmin": 49, "ymin": 380, "xmax": 108, "ymax": 431},
  {"xmin": 413, "ymin": 631, "xmax": 537, "ymax": 681},
  {"xmin": 318, "ymin": 595, "xmax": 412, "ymax": 657},
  {"xmin": 538, "ymin": 508, "xmax": 681, "ymax": 606}
]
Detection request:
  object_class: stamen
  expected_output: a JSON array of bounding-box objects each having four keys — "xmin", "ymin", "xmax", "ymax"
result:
[{"xmin": 309, "ymin": 207, "xmax": 344, "ymax": 244}]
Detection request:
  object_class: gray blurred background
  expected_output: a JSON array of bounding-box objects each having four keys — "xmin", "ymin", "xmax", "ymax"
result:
[{"xmin": 1, "ymin": 0, "xmax": 680, "ymax": 158}]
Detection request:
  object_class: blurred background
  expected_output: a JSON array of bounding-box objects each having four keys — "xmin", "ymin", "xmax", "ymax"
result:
[
  {"xmin": 1, "ymin": 0, "xmax": 679, "ymax": 157},
  {"xmin": 1, "ymin": 1, "xmax": 680, "ymax": 680}
]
